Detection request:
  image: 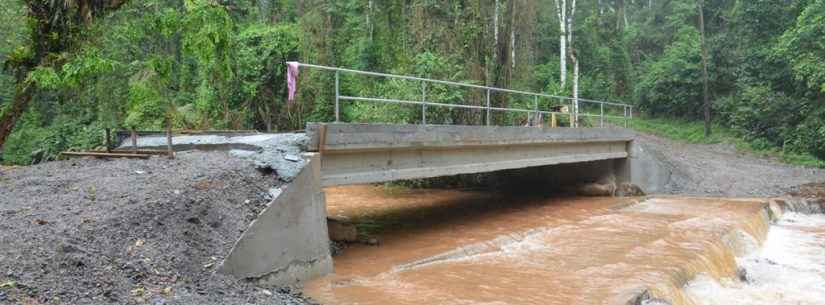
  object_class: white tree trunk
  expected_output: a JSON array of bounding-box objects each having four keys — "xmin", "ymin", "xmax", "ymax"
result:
[
  {"xmin": 489, "ymin": 0, "xmax": 500, "ymax": 86},
  {"xmin": 572, "ymin": 52, "xmax": 580, "ymax": 127},
  {"xmin": 494, "ymin": 0, "xmax": 500, "ymax": 46},
  {"xmin": 569, "ymin": 0, "xmax": 578, "ymax": 127},
  {"xmin": 554, "ymin": 0, "xmax": 567, "ymax": 89},
  {"xmin": 511, "ymin": 1, "xmax": 517, "ymax": 69},
  {"xmin": 367, "ymin": 0, "xmax": 374, "ymax": 41}
]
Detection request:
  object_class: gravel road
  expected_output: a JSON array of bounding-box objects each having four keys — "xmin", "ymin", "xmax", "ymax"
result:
[
  {"xmin": 636, "ymin": 132, "xmax": 825, "ymax": 197},
  {"xmin": 0, "ymin": 152, "xmax": 313, "ymax": 305}
]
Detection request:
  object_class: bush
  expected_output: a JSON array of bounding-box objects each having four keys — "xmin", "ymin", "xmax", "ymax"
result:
[
  {"xmin": 718, "ymin": 84, "xmax": 825, "ymax": 159},
  {"xmin": 635, "ymin": 28, "xmax": 704, "ymax": 119},
  {"xmin": 3, "ymin": 111, "xmax": 105, "ymax": 165}
]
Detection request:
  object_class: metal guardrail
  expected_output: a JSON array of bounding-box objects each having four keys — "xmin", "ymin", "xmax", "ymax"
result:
[{"xmin": 290, "ymin": 62, "xmax": 632, "ymax": 128}]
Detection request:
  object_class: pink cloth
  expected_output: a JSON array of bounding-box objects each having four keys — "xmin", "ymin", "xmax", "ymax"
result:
[{"xmin": 287, "ymin": 61, "xmax": 300, "ymax": 103}]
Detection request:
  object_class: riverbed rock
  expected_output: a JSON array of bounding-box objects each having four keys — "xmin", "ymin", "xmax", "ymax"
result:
[
  {"xmin": 615, "ymin": 183, "xmax": 646, "ymax": 197},
  {"xmin": 327, "ymin": 218, "xmax": 358, "ymax": 242},
  {"xmin": 577, "ymin": 183, "xmax": 616, "ymax": 197}
]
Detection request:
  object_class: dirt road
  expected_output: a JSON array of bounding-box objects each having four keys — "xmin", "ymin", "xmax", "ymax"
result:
[{"xmin": 635, "ymin": 132, "xmax": 825, "ymax": 197}]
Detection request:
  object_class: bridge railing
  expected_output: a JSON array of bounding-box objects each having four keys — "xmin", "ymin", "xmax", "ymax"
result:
[{"xmin": 289, "ymin": 62, "xmax": 632, "ymax": 128}]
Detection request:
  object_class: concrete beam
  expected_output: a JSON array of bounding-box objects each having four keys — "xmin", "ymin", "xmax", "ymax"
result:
[
  {"xmin": 306, "ymin": 123, "xmax": 635, "ymax": 152},
  {"xmin": 307, "ymin": 124, "xmax": 633, "ymax": 187}
]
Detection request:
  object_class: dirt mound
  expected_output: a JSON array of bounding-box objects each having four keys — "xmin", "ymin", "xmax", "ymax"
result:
[{"xmin": 0, "ymin": 152, "xmax": 312, "ymax": 305}]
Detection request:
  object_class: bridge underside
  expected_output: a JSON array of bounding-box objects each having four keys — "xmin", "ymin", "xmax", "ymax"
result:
[{"xmin": 307, "ymin": 123, "xmax": 636, "ymax": 187}]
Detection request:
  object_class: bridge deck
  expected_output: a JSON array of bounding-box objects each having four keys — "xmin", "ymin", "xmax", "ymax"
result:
[{"xmin": 307, "ymin": 123, "xmax": 635, "ymax": 186}]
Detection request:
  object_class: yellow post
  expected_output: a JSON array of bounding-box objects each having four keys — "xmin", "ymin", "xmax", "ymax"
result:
[{"xmin": 551, "ymin": 113, "xmax": 557, "ymax": 128}]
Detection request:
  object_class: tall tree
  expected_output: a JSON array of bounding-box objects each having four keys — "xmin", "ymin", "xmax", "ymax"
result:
[
  {"xmin": 697, "ymin": 0, "xmax": 711, "ymax": 137},
  {"xmin": 616, "ymin": 0, "xmax": 626, "ymax": 32},
  {"xmin": 0, "ymin": 0, "xmax": 129, "ymax": 149},
  {"xmin": 554, "ymin": 0, "xmax": 568, "ymax": 89},
  {"xmin": 554, "ymin": 0, "xmax": 578, "ymax": 125}
]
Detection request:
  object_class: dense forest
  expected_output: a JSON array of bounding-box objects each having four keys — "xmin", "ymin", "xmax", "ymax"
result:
[{"xmin": 0, "ymin": 0, "xmax": 824, "ymax": 165}]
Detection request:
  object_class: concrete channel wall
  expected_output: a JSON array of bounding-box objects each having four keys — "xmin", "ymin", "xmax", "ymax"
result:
[{"xmin": 219, "ymin": 153, "xmax": 332, "ymax": 286}]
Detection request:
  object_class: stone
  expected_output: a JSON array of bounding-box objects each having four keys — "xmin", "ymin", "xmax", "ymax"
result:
[
  {"xmin": 576, "ymin": 183, "xmax": 616, "ymax": 197},
  {"xmin": 615, "ymin": 183, "xmax": 646, "ymax": 197},
  {"xmin": 327, "ymin": 218, "xmax": 358, "ymax": 242}
]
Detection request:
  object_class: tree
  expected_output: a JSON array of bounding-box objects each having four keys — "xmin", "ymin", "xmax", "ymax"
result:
[
  {"xmin": 554, "ymin": 0, "xmax": 569, "ymax": 90},
  {"xmin": 554, "ymin": 0, "xmax": 578, "ymax": 125},
  {"xmin": 697, "ymin": 0, "xmax": 711, "ymax": 137},
  {"xmin": 0, "ymin": 0, "xmax": 129, "ymax": 149}
]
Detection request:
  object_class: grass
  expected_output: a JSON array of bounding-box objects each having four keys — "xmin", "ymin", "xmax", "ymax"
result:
[{"xmin": 614, "ymin": 116, "xmax": 825, "ymax": 168}]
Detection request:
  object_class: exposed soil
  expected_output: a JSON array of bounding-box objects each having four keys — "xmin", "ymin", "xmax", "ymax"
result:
[
  {"xmin": 0, "ymin": 152, "xmax": 313, "ymax": 305},
  {"xmin": 635, "ymin": 132, "xmax": 825, "ymax": 197},
  {"xmin": 788, "ymin": 182, "xmax": 825, "ymax": 200}
]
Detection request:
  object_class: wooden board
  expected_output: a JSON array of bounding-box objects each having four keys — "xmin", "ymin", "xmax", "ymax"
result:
[{"xmin": 61, "ymin": 151, "xmax": 151, "ymax": 159}]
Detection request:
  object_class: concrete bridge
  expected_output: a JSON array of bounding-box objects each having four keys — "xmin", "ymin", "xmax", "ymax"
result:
[
  {"xmin": 218, "ymin": 123, "xmax": 665, "ymax": 286},
  {"xmin": 308, "ymin": 123, "xmax": 637, "ymax": 186}
]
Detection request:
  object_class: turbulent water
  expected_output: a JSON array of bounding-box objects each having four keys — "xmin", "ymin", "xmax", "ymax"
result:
[
  {"xmin": 308, "ymin": 186, "xmax": 825, "ymax": 305},
  {"xmin": 685, "ymin": 212, "xmax": 825, "ymax": 305}
]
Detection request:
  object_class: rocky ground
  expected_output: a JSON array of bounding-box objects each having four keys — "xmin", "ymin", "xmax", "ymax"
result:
[
  {"xmin": 635, "ymin": 132, "xmax": 825, "ymax": 197},
  {"xmin": 0, "ymin": 151, "xmax": 315, "ymax": 305}
]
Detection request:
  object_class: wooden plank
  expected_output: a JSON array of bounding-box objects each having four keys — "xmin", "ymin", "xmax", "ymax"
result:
[
  {"xmin": 88, "ymin": 149, "xmax": 169, "ymax": 156},
  {"xmin": 61, "ymin": 152, "xmax": 151, "ymax": 159}
]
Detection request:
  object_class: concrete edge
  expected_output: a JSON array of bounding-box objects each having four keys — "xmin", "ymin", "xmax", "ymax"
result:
[
  {"xmin": 218, "ymin": 153, "xmax": 332, "ymax": 286},
  {"xmin": 320, "ymin": 152, "xmax": 629, "ymax": 187},
  {"xmin": 306, "ymin": 123, "xmax": 635, "ymax": 152}
]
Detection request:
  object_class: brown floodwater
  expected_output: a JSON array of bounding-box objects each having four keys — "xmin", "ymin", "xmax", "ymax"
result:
[{"xmin": 307, "ymin": 185, "xmax": 770, "ymax": 305}]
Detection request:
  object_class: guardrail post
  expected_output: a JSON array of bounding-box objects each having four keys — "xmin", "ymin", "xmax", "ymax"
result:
[
  {"xmin": 629, "ymin": 105, "xmax": 633, "ymax": 128},
  {"xmin": 486, "ymin": 89, "xmax": 491, "ymax": 126},
  {"xmin": 334, "ymin": 71, "xmax": 340, "ymax": 122},
  {"xmin": 571, "ymin": 99, "xmax": 577, "ymax": 128},
  {"xmin": 600, "ymin": 103, "xmax": 604, "ymax": 128},
  {"xmin": 624, "ymin": 105, "xmax": 628, "ymax": 128},
  {"xmin": 421, "ymin": 82, "xmax": 427, "ymax": 124},
  {"xmin": 533, "ymin": 96, "xmax": 539, "ymax": 126}
]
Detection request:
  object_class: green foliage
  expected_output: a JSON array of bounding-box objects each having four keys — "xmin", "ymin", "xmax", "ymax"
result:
[
  {"xmin": 26, "ymin": 67, "xmax": 61, "ymax": 89},
  {"xmin": 777, "ymin": 0, "xmax": 825, "ymax": 93},
  {"xmin": 635, "ymin": 28, "xmax": 704, "ymax": 118},
  {"xmin": 235, "ymin": 22, "xmax": 301, "ymax": 130},
  {"xmin": 3, "ymin": 110, "xmax": 104, "ymax": 165},
  {"xmin": 2, "ymin": 0, "xmax": 824, "ymax": 167},
  {"xmin": 345, "ymin": 52, "xmax": 467, "ymax": 124}
]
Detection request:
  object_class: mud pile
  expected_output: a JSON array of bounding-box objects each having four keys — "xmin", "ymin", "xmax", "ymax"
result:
[{"xmin": 0, "ymin": 152, "xmax": 313, "ymax": 305}]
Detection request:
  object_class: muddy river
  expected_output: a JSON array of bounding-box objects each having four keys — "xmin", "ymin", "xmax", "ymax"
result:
[{"xmin": 306, "ymin": 185, "xmax": 825, "ymax": 305}]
